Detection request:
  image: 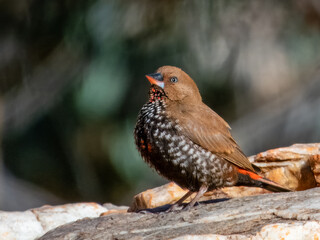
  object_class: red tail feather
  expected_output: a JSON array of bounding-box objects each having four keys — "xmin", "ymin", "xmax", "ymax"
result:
[
  {"xmin": 237, "ymin": 168, "xmax": 291, "ymax": 192},
  {"xmin": 237, "ymin": 168, "xmax": 262, "ymax": 180}
]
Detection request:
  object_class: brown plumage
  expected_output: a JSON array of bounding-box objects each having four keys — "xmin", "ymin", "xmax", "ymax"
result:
[{"xmin": 134, "ymin": 66, "xmax": 291, "ymax": 210}]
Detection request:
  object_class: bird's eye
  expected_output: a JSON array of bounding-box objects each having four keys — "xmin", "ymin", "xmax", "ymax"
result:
[{"xmin": 170, "ymin": 77, "xmax": 178, "ymax": 83}]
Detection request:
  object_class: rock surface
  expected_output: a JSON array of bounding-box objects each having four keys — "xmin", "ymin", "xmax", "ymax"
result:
[
  {"xmin": 40, "ymin": 188, "xmax": 320, "ymax": 240},
  {"xmin": 250, "ymin": 143, "xmax": 320, "ymax": 190},
  {"xmin": 0, "ymin": 203, "xmax": 127, "ymax": 240},
  {"xmin": 0, "ymin": 143, "xmax": 320, "ymax": 239}
]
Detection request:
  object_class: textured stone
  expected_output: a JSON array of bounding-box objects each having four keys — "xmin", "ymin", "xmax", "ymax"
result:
[
  {"xmin": 172, "ymin": 234, "xmax": 248, "ymax": 239},
  {"xmin": 0, "ymin": 202, "xmax": 110, "ymax": 240},
  {"xmin": 171, "ymin": 222, "xmax": 320, "ymax": 240},
  {"xmin": 129, "ymin": 182, "xmax": 189, "ymax": 212},
  {"xmin": 2, "ymin": 143, "xmax": 320, "ymax": 239},
  {"xmin": 249, "ymin": 143, "xmax": 320, "ymax": 190},
  {"xmin": 39, "ymin": 188, "xmax": 320, "ymax": 239},
  {"xmin": 309, "ymin": 154, "xmax": 320, "ymax": 186},
  {"xmin": 100, "ymin": 203, "xmax": 129, "ymax": 216},
  {"xmin": 31, "ymin": 203, "xmax": 107, "ymax": 232},
  {"xmin": 255, "ymin": 221, "xmax": 320, "ymax": 240},
  {"xmin": 0, "ymin": 210, "xmax": 43, "ymax": 240}
]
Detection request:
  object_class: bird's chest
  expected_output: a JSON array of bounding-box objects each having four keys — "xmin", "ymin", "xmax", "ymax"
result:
[
  {"xmin": 135, "ymin": 101, "xmax": 190, "ymax": 171},
  {"xmin": 134, "ymin": 101, "xmax": 176, "ymax": 162},
  {"xmin": 134, "ymin": 101, "xmax": 229, "ymax": 191}
]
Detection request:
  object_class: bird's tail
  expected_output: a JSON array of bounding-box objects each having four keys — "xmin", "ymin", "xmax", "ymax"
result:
[{"xmin": 237, "ymin": 168, "xmax": 291, "ymax": 192}]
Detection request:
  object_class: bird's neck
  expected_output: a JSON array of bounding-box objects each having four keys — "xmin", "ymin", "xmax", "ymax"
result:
[{"xmin": 148, "ymin": 86, "xmax": 166, "ymax": 103}]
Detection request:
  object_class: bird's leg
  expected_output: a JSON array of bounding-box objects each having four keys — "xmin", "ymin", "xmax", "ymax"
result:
[
  {"xmin": 183, "ymin": 184, "xmax": 208, "ymax": 210},
  {"xmin": 166, "ymin": 190, "xmax": 194, "ymax": 212}
]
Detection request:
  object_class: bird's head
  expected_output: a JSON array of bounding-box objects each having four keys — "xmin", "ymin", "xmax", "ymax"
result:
[{"xmin": 146, "ymin": 66, "xmax": 202, "ymax": 104}]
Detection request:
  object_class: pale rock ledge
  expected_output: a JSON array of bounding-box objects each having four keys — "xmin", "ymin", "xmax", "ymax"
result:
[{"xmin": 0, "ymin": 143, "xmax": 319, "ymax": 240}]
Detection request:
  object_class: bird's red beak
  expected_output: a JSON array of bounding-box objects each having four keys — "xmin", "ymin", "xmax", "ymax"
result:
[{"xmin": 145, "ymin": 73, "xmax": 164, "ymax": 88}]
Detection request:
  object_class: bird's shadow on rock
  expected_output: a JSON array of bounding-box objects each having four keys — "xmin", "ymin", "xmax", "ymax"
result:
[{"xmin": 137, "ymin": 198, "xmax": 230, "ymax": 214}]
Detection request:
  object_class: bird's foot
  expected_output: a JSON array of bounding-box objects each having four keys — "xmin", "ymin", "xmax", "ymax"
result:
[
  {"xmin": 165, "ymin": 203, "xmax": 185, "ymax": 212},
  {"xmin": 166, "ymin": 201, "xmax": 199, "ymax": 212}
]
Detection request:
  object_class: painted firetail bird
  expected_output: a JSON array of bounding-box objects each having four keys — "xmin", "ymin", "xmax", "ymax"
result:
[{"xmin": 134, "ymin": 66, "xmax": 291, "ymax": 211}]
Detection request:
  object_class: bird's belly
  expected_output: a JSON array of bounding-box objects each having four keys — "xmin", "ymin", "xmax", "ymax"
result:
[{"xmin": 135, "ymin": 113, "xmax": 238, "ymax": 192}]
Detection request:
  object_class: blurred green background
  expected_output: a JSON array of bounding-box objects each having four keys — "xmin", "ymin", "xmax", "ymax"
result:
[{"xmin": 0, "ymin": 0, "xmax": 320, "ymax": 210}]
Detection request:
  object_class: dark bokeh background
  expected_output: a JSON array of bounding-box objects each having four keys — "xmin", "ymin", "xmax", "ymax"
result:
[{"xmin": 0, "ymin": 0, "xmax": 320, "ymax": 211}]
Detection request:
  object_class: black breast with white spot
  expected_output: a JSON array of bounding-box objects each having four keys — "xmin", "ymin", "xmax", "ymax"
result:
[{"xmin": 134, "ymin": 99, "xmax": 238, "ymax": 192}]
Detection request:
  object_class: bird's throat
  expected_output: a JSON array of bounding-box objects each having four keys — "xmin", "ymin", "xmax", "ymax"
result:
[{"xmin": 149, "ymin": 86, "xmax": 166, "ymax": 103}]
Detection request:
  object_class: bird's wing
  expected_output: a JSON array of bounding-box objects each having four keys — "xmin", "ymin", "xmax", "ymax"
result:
[{"xmin": 170, "ymin": 103, "xmax": 255, "ymax": 172}]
